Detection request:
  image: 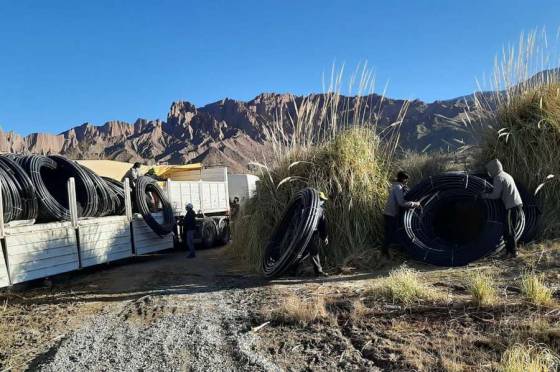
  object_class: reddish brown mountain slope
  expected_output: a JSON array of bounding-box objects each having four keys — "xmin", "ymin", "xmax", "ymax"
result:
[{"xmin": 0, "ymin": 93, "xmax": 477, "ymax": 172}]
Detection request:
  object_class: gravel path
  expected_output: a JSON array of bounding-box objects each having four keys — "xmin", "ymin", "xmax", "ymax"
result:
[{"xmin": 21, "ymin": 250, "xmax": 280, "ymax": 371}]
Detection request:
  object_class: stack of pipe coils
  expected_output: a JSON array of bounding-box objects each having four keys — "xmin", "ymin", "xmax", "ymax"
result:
[
  {"xmin": 0, "ymin": 154, "xmax": 174, "ymax": 236},
  {"xmin": 262, "ymin": 187, "xmax": 323, "ymax": 278},
  {"xmin": 397, "ymin": 172, "xmax": 540, "ymax": 266}
]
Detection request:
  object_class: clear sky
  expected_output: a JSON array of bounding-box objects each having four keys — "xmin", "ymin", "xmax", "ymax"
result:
[{"xmin": 1, "ymin": 1, "xmax": 559, "ymax": 135}]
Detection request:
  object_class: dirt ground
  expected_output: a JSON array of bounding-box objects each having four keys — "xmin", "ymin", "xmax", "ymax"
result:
[{"xmin": 1, "ymin": 243, "xmax": 559, "ymax": 371}]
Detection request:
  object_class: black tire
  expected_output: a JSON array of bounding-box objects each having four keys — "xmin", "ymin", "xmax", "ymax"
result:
[
  {"xmin": 217, "ymin": 218, "xmax": 230, "ymax": 245},
  {"xmin": 201, "ymin": 219, "xmax": 217, "ymax": 248}
]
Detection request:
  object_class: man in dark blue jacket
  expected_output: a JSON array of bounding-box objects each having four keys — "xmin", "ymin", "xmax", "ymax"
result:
[{"xmin": 182, "ymin": 203, "xmax": 197, "ymax": 258}]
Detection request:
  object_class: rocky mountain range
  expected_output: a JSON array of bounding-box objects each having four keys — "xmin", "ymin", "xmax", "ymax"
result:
[{"xmin": 0, "ymin": 92, "xmax": 480, "ymax": 173}]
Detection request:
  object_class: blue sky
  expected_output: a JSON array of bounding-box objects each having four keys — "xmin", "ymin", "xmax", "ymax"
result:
[{"xmin": 1, "ymin": 1, "xmax": 559, "ymax": 135}]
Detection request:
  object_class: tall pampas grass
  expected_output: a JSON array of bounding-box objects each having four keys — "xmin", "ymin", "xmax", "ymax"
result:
[
  {"xmin": 230, "ymin": 64, "xmax": 408, "ymax": 271},
  {"xmin": 474, "ymin": 29, "xmax": 560, "ymax": 238}
]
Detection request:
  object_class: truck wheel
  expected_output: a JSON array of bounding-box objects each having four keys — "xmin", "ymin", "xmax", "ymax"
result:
[
  {"xmin": 218, "ymin": 219, "xmax": 230, "ymax": 245},
  {"xmin": 202, "ymin": 220, "xmax": 217, "ymax": 249}
]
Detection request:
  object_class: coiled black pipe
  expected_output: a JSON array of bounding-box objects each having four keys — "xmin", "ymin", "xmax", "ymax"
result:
[
  {"xmin": 0, "ymin": 165, "xmax": 21, "ymax": 222},
  {"xmin": 14, "ymin": 155, "xmax": 68, "ymax": 221},
  {"xmin": 102, "ymin": 177, "xmax": 126, "ymax": 215},
  {"xmin": 48, "ymin": 155, "xmax": 101, "ymax": 218},
  {"xmin": 397, "ymin": 173, "xmax": 512, "ymax": 266},
  {"xmin": 13, "ymin": 155, "xmax": 95, "ymax": 221},
  {"xmin": 0, "ymin": 155, "xmax": 38, "ymax": 220},
  {"xmin": 133, "ymin": 176, "xmax": 174, "ymax": 236},
  {"xmin": 262, "ymin": 187, "xmax": 322, "ymax": 278},
  {"xmin": 79, "ymin": 165, "xmax": 117, "ymax": 217}
]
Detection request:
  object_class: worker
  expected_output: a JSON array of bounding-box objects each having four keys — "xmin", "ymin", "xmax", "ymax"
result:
[
  {"xmin": 480, "ymin": 159, "xmax": 523, "ymax": 258},
  {"xmin": 382, "ymin": 171, "xmax": 421, "ymax": 258},
  {"xmin": 306, "ymin": 191, "xmax": 329, "ymax": 277},
  {"xmin": 183, "ymin": 203, "xmax": 197, "ymax": 258},
  {"xmin": 230, "ymin": 196, "xmax": 240, "ymax": 220},
  {"xmin": 122, "ymin": 162, "xmax": 142, "ymax": 187}
]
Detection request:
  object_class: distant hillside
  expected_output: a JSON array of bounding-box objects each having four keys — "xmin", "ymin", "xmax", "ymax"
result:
[{"xmin": 0, "ymin": 92, "xmax": 481, "ymax": 172}]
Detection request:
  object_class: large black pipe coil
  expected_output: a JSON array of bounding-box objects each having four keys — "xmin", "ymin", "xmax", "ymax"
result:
[
  {"xmin": 262, "ymin": 187, "xmax": 322, "ymax": 278},
  {"xmin": 0, "ymin": 165, "xmax": 22, "ymax": 222},
  {"xmin": 397, "ymin": 172, "xmax": 534, "ymax": 267},
  {"xmin": 102, "ymin": 177, "xmax": 126, "ymax": 215},
  {"xmin": 133, "ymin": 176, "xmax": 174, "ymax": 236},
  {"xmin": 12, "ymin": 155, "xmax": 98, "ymax": 221},
  {"xmin": 80, "ymin": 165, "xmax": 118, "ymax": 217},
  {"xmin": 0, "ymin": 155, "xmax": 38, "ymax": 220}
]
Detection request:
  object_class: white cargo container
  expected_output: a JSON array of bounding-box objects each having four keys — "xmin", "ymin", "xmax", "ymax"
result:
[
  {"xmin": 160, "ymin": 167, "xmax": 230, "ymax": 248},
  {"xmin": 228, "ymin": 174, "xmax": 259, "ymax": 204}
]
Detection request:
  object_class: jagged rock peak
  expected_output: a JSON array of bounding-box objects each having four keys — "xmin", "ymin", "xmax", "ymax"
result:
[{"xmin": 169, "ymin": 101, "xmax": 197, "ymax": 117}]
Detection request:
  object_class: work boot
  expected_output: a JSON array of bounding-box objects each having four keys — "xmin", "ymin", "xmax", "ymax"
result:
[{"xmin": 506, "ymin": 250, "xmax": 518, "ymax": 259}]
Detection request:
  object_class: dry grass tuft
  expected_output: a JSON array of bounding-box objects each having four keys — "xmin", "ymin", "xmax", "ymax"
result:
[
  {"xmin": 269, "ymin": 294, "xmax": 332, "ymax": 326},
  {"xmin": 350, "ymin": 299, "xmax": 371, "ymax": 321},
  {"xmin": 520, "ymin": 272, "xmax": 555, "ymax": 307},
  {"xmin": 466, "ymin": 270, "xmax": 498, "ymax": 307},
  {"xmin": 397, "ymin": 151, "xmax": 464, "ymax": 187},
  {"xmin": 499, "ymin": 342, "xmax": 559, "ymax": 372},
  {"xmin": 372, "ymin": 266, "xmax": 444, "ymax": 306}
]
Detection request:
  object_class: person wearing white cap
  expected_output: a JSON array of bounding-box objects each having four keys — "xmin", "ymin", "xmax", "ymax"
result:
[{"xmin": 183, "ymin": 203, "xmax": 197, "ymax": 258}]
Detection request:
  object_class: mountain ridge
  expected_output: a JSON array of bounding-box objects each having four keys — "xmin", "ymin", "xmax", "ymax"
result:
[{"xmin": 0, "ymin": 92, "xmax": 479, "ymax": 172}]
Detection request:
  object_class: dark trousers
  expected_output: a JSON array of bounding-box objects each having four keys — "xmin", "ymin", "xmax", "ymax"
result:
[
  {"xmin": 308, "ymin": 233, "xmax": 323, "ymax": 274},
  {"xmin": 182, "ymin": 229, "xmax": 195, "ymax": 255},
  {"xmin": 505, "ymin": 206, "xmax": 523, "ymax": 254},
  {"xmin": 383, "ymin": 214, "xmax": 397, "ymax": 254}
]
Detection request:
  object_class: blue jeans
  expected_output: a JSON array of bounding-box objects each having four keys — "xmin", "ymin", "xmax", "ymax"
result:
[{"xmin": 185, "ymin": 230, "xmax": 195, "ymax": 255}]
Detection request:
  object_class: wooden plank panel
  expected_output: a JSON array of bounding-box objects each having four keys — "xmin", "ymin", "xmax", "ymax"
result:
[
  {"xmin": 132, "ymin": 216, "xmax": 173, "ymax": 255},
  {"xmin": 78, "ymin": 217, "xmax": 132, "ymax": 268},
  {"xmin": 0, "ymin": 248, "xmax": 10, "ymax": 288},
  {"xmin": 5, "ymin": 223, "xmax": 79, "ymax": 285},
  {"xmin": 9, "ymin": 262, "xmax": 78, "ymax": 284}
]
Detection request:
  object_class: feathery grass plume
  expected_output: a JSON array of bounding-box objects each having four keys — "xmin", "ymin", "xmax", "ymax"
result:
[
  {"xmin": 474, "ymin": 29, "xmax": 560, "ymax": 238},
  {"xmin": 371, "ymin": 265, "xmax": 442, "ymax": 306},
  {"xmin": 520, "ymin": 272, "xmax": 554, "ymax": 307},
  {"xmin": 396, "ymin": 150, "xmax": 464, "ymax": 187},
  {"xmin": 499, "ymin": 342, "xmax": 559, "ymax": 372},
  {"xmin": 466, "ymin": 270, "xmax": 498, "ymax": 307},
  {"xmin": 230, "ymin": 64, "xmax": 407, "ymax": 270}
]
